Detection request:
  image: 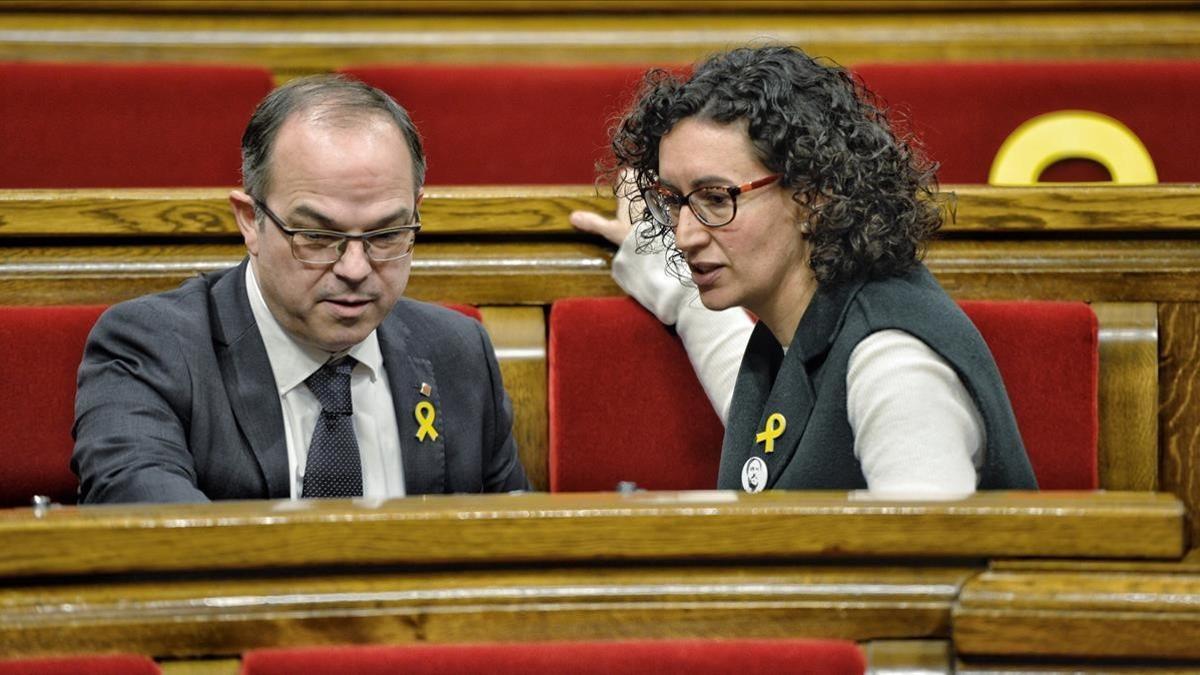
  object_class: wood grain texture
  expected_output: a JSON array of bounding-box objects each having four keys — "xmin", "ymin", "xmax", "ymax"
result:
[
  {"xmin": 1158, "ymin": 303, "xmax": 1200, "ymax": 544},
  {"xmin": 954, "ymin": 569, "xmax": 1200, "ymax": 659},
  {"xmin": 9, "ymin": 238, "xmax": 1200, "ymax": 307},
  {"xmin": 1093, "ymin": 302, "xmax": 1159, "ymax": 491},
  {"xmin": 0, "ymin": 492, "xmax": 1184, "ymax": 578},
  {"xmin": 0, "ymin": 564, "xmax": 972, "ymax": 657},
  {"xmin": 479, "ymin": 306, "xmax": 548, "ymax": 491},
  {"xmin": 159, "ymin": 660, "xmax": 240, "ymax": 675},
  {"xmin": 956, "ymin": 659, "xmax": 1200, "ymax": 673},
  {"xmin": 6, "ymin": 2, "xmax": 1196, "ymax": 13},
  {"xmin": 866, "ymin": 640, "xmax": 952, "ymax": 674},
  {"xmin": 3, "ymin": 186, "xmax": 1199, "ymax": 238},
  {"xmin": 989, "ymin": 547, "xmax": 1200, "ymax": 574},
  {"xmin": 0, "ymin": 9, "xmax": 1197, "ymax": 75},
  {"xmin": 0, "ymin": 240, "xmax": 621, "ymax": 306}
]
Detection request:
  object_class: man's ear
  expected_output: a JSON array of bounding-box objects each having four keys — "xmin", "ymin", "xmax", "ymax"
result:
[{"xmin": 229, "ymin": 190, "xmax": 260, "ymax": 256}]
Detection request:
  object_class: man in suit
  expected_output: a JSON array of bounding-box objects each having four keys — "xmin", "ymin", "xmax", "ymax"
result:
[{"xmin": 71, "ymin": 75, "xmax": 529, "ymax": 503}]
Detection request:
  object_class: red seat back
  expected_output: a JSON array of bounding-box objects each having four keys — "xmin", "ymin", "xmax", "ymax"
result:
[
  {"xmin": 549, "ymin": 297, "xmax": 724, "ymax": 492},
  {"xmin": 340, "ymin": 64, "xmax": 660, "ymax": 184},
  {"xmin": 959, "ymin": 301, "xmax": 1098, "ymax": 489},
  {"xmin": 0, "ymin": 61, "xmax": 274, "ymax": 188},
  {"xmin": 241, "ymin": 639, "xmax": 866, "ymax": 675},
  {"xmin": 0, "ymin": 305, "xmax": 107, "ymax": 507},
  {"xmin": 549, "ymin": 297, "xmax": 1098, "ymax": 491},
  {"xmin": 854, "ymin": 61, "xmax": 1200, "ymax": 183}
]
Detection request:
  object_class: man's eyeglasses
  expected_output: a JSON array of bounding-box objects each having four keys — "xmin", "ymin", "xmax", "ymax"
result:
[
  {"xmin": 251, "ymin": 197, "xmax": 421, "ymax": 264},
  {"xmin": 641, "ymin": 174, "xmax": 782, "ymax": 228}
]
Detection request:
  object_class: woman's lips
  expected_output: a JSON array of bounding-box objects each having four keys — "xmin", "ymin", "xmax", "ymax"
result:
[{"xmin": 689, "ymin": 262, "xmax": 723, "ymax": 288}]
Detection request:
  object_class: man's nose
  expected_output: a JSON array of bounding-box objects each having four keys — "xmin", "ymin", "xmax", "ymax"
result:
[{"xmin": 332, "ymin": 239, "xmax": 372, "ymax": 281}]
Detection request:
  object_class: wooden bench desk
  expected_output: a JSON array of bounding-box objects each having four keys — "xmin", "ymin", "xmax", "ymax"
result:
[
  {"xmin": 0, "ymin": 491, "xmax": 1187, "ymax": 664},
  {"xmin": 1, "ymin": 1, "xmax": 1198, "ymax": 78}
]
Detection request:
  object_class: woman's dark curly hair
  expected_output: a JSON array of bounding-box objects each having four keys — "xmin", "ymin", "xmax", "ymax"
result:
[{"xmin": 610, "ymin": 45, "xmax": 944, "ymax": 285}]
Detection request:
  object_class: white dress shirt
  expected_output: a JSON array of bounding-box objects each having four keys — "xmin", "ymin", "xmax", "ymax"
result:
[
  {"xmin": 611, "ymin": 231, "xmax": 984, "ymax": 494},
  {"xmin": 245, "ymin": 263, "xmax": 406, "ymax": 499}
]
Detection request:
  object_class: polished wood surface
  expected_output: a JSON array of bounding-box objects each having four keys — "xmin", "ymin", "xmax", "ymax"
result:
[
  {"xmin": 1093, "ymin": 302, "xmax": 1159, "ymax": 491},
  {"xmin": 479, "ymin": 305, "xmax": 548, "ymax": 491},
  {"xmin": 3, "ymin": 185, "xmax": 1199, "ymax": 238},
  {"xmin": 0, "ymin": 6, "xmax": 1196, "ymax": 77},
  {"xmin": 1159, "ymin": 302, "xmax": 1200, "ymax": 543},
  {"xmin": 7, "ymin": 2, "xmax": 1197, "ymax": 12},
  {"xmin": 955, "ymin": 566, "xmax": 1200, "ymax": 659},
  {"xmin": 0, "ymin": 491, "xmax": 1184, "ymax": 578},
  {"xmin": 867, "ymin": 640, "xmax": 952, "ymax": 675},
  {"xmin": 7, "ymin": 239, "xmax": 1200, "ymax": 305},
  {"xmin": 0, "ymin": 563, "xmax": 973, "ymax": 657}
]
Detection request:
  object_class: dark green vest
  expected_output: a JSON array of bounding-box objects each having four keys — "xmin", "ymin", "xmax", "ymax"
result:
[{"xmin": 717, "ymin": 264, "xmax": 1039, "ymax": 491}]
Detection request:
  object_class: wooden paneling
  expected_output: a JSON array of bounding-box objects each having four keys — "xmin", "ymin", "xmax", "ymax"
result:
[
  {"xmin": 159, "ymin": 660, "xmax": 239, "ymax": 675},
  {"xmin": 479, "ymin": 306, "xmax": 548, "ymax": 491},
  {"xmin": 1093, "ymin": 302, "xmax": 1159, "ymax": 491},
  {"xmin": 0, "ymin": 7, "xmax": 1197, "ymax": 77},
  {"xmin": 1159, "ymin": 302, "xmax": 1200, "ymax": 543},
  {"xmin": 0, "ymin": 492, "xmax": 1184, "ymax": 578},
  {"xmin": 0, "ymin": 563, "xmax": 971, "ymax": 657},
  {"xmin": 3, "ymin": 185, "xmax": 1198, "ymax": 238},
  {"xmin": 955, "ymin": 567, "xmax": 1200, "ymax": 660},
  {"xmin": 6, "ymin": 2, "xmax": 1198, "ymax": 12},
  {"xmin": 866, "ymin": 640, "xmax": 952, "ymax": 675},
  {"xmin": 9, "ymin": 238, "xmax": 1200, "ymax": 307}
]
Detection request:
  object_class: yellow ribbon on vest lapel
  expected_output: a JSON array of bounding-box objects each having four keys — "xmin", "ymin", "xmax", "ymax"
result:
[
  {"xmin": 414, "ymin": 400, "xmax": 439, "ymax": 442},
  {"xmin": 755, "ymin": 412, "xmax": 786, "ymax": 453}
]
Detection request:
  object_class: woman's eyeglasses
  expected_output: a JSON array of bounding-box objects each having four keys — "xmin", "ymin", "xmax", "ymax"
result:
[{"xmin": 640, "ymin": 174, "xmax": 782, "ymax": 228}]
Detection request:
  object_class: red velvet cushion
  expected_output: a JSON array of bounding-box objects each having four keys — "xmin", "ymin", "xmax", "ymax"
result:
[
  {"xmin": 340, "ymin": 64, "xmax": 660, "ymax": 185},
  {"xmin": 959, "ymin": 301, "xmax": 1098, "ymax": 489},
  {"xmin": 0, "ymin": 62, "xmax": 274, "ymax": 188},
  {"xmin": 241, "ymin": 639, "xmax": 866, "ymax": 675},
  {"xmin": 548, "ymin": 297, "xmax": 724, "ymax": 492},
  {"xmin": 549, "ymin": 297, "xmax": 1098, "ymax": 492},
  {"xmin": 0, "ymin": 305, "xmax": 107, "ymax": 507},
  {"xmin": 854, "ymin": 61, "xmax": 1200, "ymax": 183},
  {"xmin": 0, "ymin": 654, "xmax": 159, "ymax": 675}
]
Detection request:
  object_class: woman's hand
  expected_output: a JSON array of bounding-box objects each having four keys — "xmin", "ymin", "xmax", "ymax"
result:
[{"xmin": 569, "ymin": 170, "xmax": 639, "ymax": 245}]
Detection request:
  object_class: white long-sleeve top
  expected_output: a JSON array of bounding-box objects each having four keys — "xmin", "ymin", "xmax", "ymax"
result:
[{"xmin": 610, "ymin": 232, "xmax": 983, "ymax": 494}]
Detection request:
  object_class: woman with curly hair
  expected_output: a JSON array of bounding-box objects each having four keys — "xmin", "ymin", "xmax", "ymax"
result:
[{"xmin": 571, "ymin": 45, "xmax": 1037, "ymax": 493}]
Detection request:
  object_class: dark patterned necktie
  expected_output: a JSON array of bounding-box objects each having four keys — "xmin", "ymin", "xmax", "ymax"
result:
[{"xmin": 301, "ymin": 356, "xmax": 363, "ymax": 498}]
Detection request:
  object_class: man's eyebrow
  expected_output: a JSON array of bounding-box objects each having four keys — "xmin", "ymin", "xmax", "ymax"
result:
[{"xmin": 289, "ymin": 204, "xmax": 414, "ymax": 231}]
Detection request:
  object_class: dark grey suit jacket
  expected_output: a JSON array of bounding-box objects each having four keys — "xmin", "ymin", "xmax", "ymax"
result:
[{"xmin": 72, "ymin": 259, "xmax": 529, "ymax": 503}]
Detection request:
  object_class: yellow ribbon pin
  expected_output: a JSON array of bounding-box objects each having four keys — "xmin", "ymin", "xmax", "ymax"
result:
[
  {"xmin": 414, "ymin": 400, "xmax": 439, "ymax": 442},
  {"xmin": 754, "ymin": 413, "xmax": 787, "ymax": 453}
]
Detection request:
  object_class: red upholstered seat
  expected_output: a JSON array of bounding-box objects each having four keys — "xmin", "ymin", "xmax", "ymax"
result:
[
  {"xmin": 0, "ymin": 654, "xmax": 160, "ymax": 675},
  {"xmin": 0, "ymin": 62, "xmax": 274, "ymax": 188},
  {"xmin": 549, "ymin": 297, "xmax": 723, "ymax": 492},
  {"xmin": 958, "ymin": 300, "xmax": 1098, "ymax": 489},
  {"xmin": 548, "ymin": 297, "xmax": 1098, "ymax": 492},
  {"xmin": 339, "ymin": 64, "xmax": 662, "ymax": 185},
  {"xmin": 853, "ymin": 61, "xmax": 1200, "ymax": 183},
  {"xmin": 0, "ymin": 305, "xmax": 107, "ymax": 507},
  {"xmin": 241, "ymin": 638, "xmax": 866, "ymax": 675}
]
